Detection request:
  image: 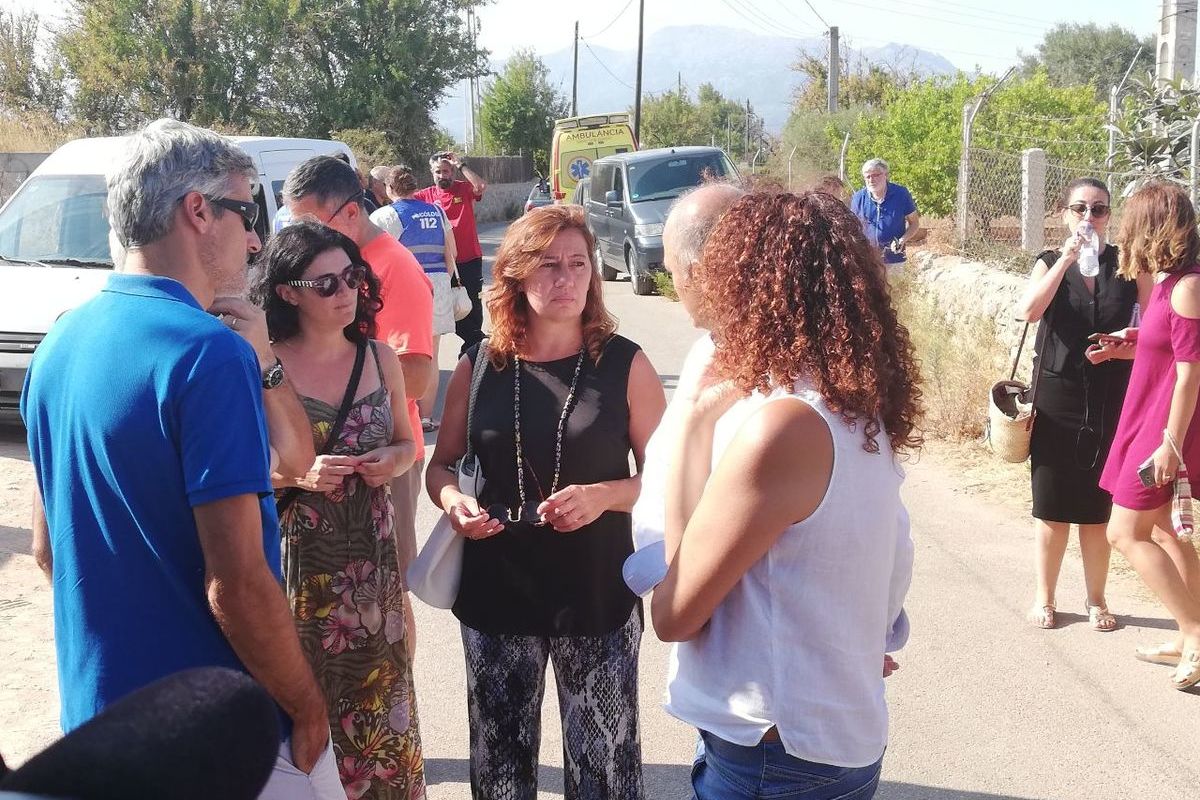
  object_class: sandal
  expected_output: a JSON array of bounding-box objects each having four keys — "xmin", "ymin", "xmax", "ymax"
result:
[
  {"xmin": 1170, "ymin": 648, "xmax": 1200, "ymax": 690},
  {"xmin": 1028, "ymin": 604, "xmax": 1057, "ymax": 629},
  {"xmin": 1086, "ymin": 601, "xmax": 1118, "ymax": 632},
  {"xmin": 421, "ymin": 417, "xmax": 440, "ymax": 433},
  {"xmin": 1136, "ymin": 642, "xmax": 1182, "ymax": 667}
]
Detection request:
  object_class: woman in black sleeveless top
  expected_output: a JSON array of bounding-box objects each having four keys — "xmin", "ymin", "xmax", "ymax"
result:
[
  {"xmin": 427, "ymin": 205, "xmax": 665, "ymax": 800},
  {"xmin": 1017, "ymin": 177, "xmax": 1150, "ymax": 633}
]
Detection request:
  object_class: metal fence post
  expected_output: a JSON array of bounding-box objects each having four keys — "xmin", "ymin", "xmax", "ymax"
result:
[
  {"xmin": 1021, "ymin": 148, "xmax": 1047, "ymax": 253},
  {"xmin": 956, "ymin": 99, "xmax": 975, "ymax": 245},
  {"xmin": 787, "ymin": 145, "xmax": 799, "ymax": 191},
  {"xmin": 1106, "ymin": 85, "xmax": 1119, "ymax": 170},
  {"xmin": 1191, "ymin": 115, "xmax": 1200, "ymax": 208},
  {"xmin": 838, "ymin": 132, "xmax": 850, "ymax": 181}
]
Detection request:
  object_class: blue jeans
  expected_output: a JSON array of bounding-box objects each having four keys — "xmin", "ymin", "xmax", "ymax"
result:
[{"xmin": 690, "ymin": 730, "xmax": 882, "ymax": 799}]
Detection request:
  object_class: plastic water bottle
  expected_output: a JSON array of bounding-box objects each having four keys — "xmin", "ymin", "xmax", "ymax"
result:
[{"xmin": 1077, "ymin": 220, "xmax": 1100, "ymax": 278}]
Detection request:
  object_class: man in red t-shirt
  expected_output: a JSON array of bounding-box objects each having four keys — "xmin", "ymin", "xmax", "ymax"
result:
[
  {"xmin": 283, "ymin": 155, "xmax": 433, "ymax": 656},
  {"xmin": 415, "ymin": 152, "xmax": 487, "ymax": 355}
]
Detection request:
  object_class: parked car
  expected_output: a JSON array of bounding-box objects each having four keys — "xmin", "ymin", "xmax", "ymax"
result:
[
  {"xmin": 585, "ymin": 146, "xmax": 738, "ymax": 295},
  {"xmin": 524, "ymin": 179, "xmax": 552, "ymax": 214},
  {"xmin": 0, "ymin": 134, "xmax": 355, "ymax": 420}
]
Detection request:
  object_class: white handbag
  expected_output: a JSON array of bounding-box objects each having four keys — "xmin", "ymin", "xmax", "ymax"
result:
[
  {"xmin": 451, "ymin": 274, "xmax": 472, "ymax": 322},
  {"xmin": 406, "ymin": 342, "xmax": 488, "ymax": 608}
]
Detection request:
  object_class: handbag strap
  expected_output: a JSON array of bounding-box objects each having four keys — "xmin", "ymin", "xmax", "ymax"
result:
[
  {"xmin": 277, "ymin": 340, "xmax": 369, "ymax": 515},
  {"xmin": 463, "ymin": 340, "xmax": 490, "ymax": 464},
  {"xmin": 1008, "ymin": 323, "xmax": 1029, "ymax": 381}
]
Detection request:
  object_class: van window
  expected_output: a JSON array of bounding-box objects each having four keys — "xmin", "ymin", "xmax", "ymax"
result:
[
  {"xmin": 0, "ymin": 175, "xmax": 112, "ymax": 266},
  {"xmin": 627, "ymin": 153, "xmax": 736, "ymax": 203},
  {"xmin": 613, "ymin": 168, "xmax": 625, "ymax": 200}
]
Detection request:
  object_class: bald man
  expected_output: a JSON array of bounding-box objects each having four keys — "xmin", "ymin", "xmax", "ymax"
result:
[{"xmin": 625, "ymin": 183, "xmax": 745, "ymax": 595}]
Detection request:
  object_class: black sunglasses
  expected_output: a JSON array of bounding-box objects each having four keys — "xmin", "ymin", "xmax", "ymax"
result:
[
  {"xmin": 325, "ymin": 191, "xmax": 364, "ymax": 223},
  {"xmin": 1068, "ymin": 202, "xmax": 1110, "ymax": 219},
  {"xmin": 206, "ymin": 196, "xmax": 260, "ymax": 231},
  {"xmin": 286, "ymin": 265, "xmax": 368, "ymax": 298}
]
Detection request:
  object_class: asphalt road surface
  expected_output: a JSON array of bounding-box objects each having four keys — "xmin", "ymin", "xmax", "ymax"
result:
[{"xmin": 1, "ymin": 222, "xmax": 1198, "ymax": 798}]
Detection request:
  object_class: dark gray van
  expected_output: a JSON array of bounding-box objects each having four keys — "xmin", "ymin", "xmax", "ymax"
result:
[{"xmin": 585, "ymin": 146, "xmax": 738, "ymax": 295}]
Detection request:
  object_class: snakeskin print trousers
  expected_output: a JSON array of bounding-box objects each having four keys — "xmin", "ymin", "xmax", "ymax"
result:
[{"xmin": 460, "ymin": 609, "xmax": 644, "ymax": 800}]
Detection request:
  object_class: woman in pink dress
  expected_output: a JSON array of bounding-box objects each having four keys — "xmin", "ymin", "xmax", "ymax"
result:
[{"xmin": 1099, "ymin": 182, "xmax": 1200, "ymax": 690}]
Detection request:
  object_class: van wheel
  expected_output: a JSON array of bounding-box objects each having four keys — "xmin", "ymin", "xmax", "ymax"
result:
[
  {"xmin": 628, "ymin": 248, "xmax": 654, "ymax": 296},
  {"xmin": 595, "ymin": 242, "xmax": 618, "ymax": 281}
]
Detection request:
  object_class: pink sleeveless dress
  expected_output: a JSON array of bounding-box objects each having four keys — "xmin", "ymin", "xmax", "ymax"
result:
[{"xmin": 1100, "ymin": 266, "xmax": 1200, "ymax": 510}]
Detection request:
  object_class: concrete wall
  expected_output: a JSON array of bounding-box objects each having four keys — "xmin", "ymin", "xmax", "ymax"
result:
[
  {"xmin": 473, "ymin": 181, "xmax": 533, "ymax": 224},
  {"xmin": 0, "ymin": 153, "xmax": 49, "ymax": 205}
]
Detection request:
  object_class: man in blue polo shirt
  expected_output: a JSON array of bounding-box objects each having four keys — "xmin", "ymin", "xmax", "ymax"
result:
[
  {"xmin": 850, "ymin": 157, "xmax": 922, "ymax": 265},
  {"xmin": 22, "ymin": 119, "xmax": 344, "ymax": 799}
]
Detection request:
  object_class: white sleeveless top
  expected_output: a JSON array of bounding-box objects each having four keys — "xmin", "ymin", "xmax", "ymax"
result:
[{"xmin": 663, "ymin": 382, "xmax": 913, "ymax": 768}]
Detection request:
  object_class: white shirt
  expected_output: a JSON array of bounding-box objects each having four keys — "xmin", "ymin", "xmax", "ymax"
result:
[{"xmin": 631, "ymin": 379, "xmax": 913, "ymax": 768}]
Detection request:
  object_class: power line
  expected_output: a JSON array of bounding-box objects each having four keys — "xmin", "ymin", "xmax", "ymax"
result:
[
  {"xmin": 718, "ymin": 0, "xmax": 819, "ymax": 39},
  {"xmin": 834, "ymin": 0, "xmax": 1048, "ymax": 37},
  {"xmin": 801, "ymin": 0, "xmax": 830, "ymax": 29},
  {"xmin": 864, "ymin": 0, "xmax": 1057, "ymax": 30},
  {"xmin": 583, "ymin": 0, "xmax": 635, "ymax": 39},
  {"xmin": 579, "ymin": 38, "xmax": 633, "ymax": 90}
]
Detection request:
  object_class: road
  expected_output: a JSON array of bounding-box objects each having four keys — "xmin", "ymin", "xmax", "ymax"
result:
[{"xmin": 1, "ymin": 221, "xmax": 1198, "ymax": 798}]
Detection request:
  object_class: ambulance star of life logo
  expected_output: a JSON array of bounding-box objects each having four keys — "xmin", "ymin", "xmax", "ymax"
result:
[{"xmin": 569, "ymin": 158, "xmax": 591, "ymax": 181}]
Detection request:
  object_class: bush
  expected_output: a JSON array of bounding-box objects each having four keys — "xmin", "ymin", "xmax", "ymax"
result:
[{"xmin": 652, "ymin": 270, "xmax": 678, "ymax": 300}]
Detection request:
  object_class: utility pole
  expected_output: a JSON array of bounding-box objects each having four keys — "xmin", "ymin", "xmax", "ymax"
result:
[
  {"xmin": 726, "ymin": 114, "xmax": 732, "ymax": 153},
  {"xmin": 634, "ymin": 0, "xmax": 645, "ymax": 143},
  {"xmin": 571, "ymin": 21, "xmax": 579, "ymax": 116},
  {"xmin": 745, "ymin": 99, "xmax": 752, "ymax": 161},
  {"xmin": 828, "ymin": 25, "xmax": 840, "ymax": 113},
  {"xmin": 678, "ymin": 72, "xmax": 682, "ymax": 96}
]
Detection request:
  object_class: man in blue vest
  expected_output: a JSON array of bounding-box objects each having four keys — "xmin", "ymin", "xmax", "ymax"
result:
[{"xmin": 370, "ymin": 164, "xmax": 458, "ymax": 432}]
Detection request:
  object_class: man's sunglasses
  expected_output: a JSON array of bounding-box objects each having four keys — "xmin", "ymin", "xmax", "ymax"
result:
[
  {"xmin": 1068, "ymin": 202, "xmax": 1111, "ymax": 219},
  {"xmin": 286, "ymin": 265, "xmax": 368, "ymax": 298},
  {"xmin": 207, "ymin": 196, "xmax": 260, "ymax": 231},
  {"xmin": 325, "ymin": 191, "xmax": 364, "ymax": 223}
]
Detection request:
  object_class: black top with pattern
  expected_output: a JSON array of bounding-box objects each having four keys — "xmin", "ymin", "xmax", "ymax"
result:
[{"xmin": 454, "ymin": 335, "xmax": 641, "ymax": 637}]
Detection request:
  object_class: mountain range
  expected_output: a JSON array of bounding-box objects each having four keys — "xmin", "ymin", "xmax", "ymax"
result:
[{"xmin": 434, "ymin": 25, "xmax": 958, "ymax": 140}]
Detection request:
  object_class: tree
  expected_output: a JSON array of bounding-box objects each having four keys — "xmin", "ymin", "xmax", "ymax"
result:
[
  {"xmin": 637, "ymin": 82, "xmax": 750, "ymax": 160},
  {"xmin": 1019, "ymin": 23, "xmax": 1154, "ymax": 97},
  {"xmin": 0, "ymin": 9, "xmax": 66, "ymax": 117},
  {"xmin": 479, "ymin": 49, "xmax": 568, "ymax": 172},
  {"xmin": 1108, "ymin": 73, "xmax": 1200, "ymax": 188},
  {"xmin": 791, "ymin": 50, "xmax": 914, "ymax": 113},
  {"xmin": 55, "ymin": 0, "xmax": 485, "ymax": 165}
]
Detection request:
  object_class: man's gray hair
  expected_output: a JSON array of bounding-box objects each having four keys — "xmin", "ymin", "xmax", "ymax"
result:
[
  {"xmin": 669, "ymin": 183, "xmax": 747, "ymax": 274},
  {"xmin": 861, "ymin": 158, "xmax": 889, "ymax": 175},
  {"xmin": 107, "ymin": 118, "xmax": 256, "ymax": 249},
  {"xmin": 369, "ymin": 165, "xmax": 391, "ymax": 183},
  {"xmin": 283, "ymin": 155, "xmax": 363, "ymax": 208}
]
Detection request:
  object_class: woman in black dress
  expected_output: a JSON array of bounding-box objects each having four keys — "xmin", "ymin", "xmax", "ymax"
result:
[
  {"xmin": 1017, "ymin": 177, "xmax": 1151, "ymax": 631},
  {"xmin": 426, "ymin": 204, "xmax": 665, "ymax": 800}
]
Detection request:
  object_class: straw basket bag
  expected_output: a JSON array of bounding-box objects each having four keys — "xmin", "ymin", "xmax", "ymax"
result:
[{"xmin": 987, "ymin": 322, "xmax": 1045, "ymax": 463}]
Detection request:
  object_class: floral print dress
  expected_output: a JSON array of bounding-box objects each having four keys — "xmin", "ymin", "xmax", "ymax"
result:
[{"xmin": 279, "ymin": 353, "xmax": 425, "ymax": 800}]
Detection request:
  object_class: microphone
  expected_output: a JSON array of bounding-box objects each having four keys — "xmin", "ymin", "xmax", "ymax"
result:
[{"xmin": 0, "ymin": 667, "xmax": 281, "ymax": 800}]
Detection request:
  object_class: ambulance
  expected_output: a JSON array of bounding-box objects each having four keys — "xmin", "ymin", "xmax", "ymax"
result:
[{"xmin": 549, "ymin": 113, "xmax": 637, "ymax": 202}]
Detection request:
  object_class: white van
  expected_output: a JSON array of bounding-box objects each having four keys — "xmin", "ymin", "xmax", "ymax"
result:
[{"xmin": 0, "ymin": 134, "xmax": 355, "ymax": 419}]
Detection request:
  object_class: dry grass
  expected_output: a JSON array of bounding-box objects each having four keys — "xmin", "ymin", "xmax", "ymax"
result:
[
  {"xmin": 892, "ymin": 269, "xmax": 1002, "ymax": 442},
  {"xmin": 0, "ymin": 112, "xmax": 78, "ymax": 153}
]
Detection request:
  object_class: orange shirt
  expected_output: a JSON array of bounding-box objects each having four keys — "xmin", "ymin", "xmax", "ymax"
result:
[{"xmin": 360, "ymin": 233, "xmax": 434, "ymax": 461}]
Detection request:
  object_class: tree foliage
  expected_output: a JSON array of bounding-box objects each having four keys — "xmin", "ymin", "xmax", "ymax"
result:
[
  {"xmin": 479, "ymin": 49, "xmax": 568, "ymax": 172},
  {"xmin": 0, "ymin": 9, "xmax": 66, "ymax": 117},
  {"xmin": 791, "ymin": 51, "xmax": 915, "ymax": 113},
  {"xmin": 839, "ymin": 72, "xmax": 1106, "ymax": 217},
  {"xmin": 1019, "ymin": 23, "xmax": 1154, "ymax": 98},
  {"xmin": 1108, "ymin": 73, "xmax": 1200, "ymax": 187},
  {"xmin": 638, "ymin": 83, "xmax": 752, "ymax": 160},
  {"xmin": 54, "ymin": 0, "xmax": 485, "ymax": 165}
]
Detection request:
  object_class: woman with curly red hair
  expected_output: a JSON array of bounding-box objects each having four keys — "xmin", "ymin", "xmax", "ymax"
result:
[
  {"xmin": 649, "ymin": 191, "xmax": 919, "ymax": 800},
  {"xmin": 426, "ymin": 204, "xmax": 665, "ymax": 799}
]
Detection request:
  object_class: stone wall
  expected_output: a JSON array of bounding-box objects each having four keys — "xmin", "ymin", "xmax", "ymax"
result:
[
  {"xmin": 0, "ymin": 153, "xmax": 48, "ymax": 205},
  {"xmin": 473, "ymin": 181, "xmax": 533, "ymax": 224},
  {"xmin": 908, "ymin": 249, "xmax": 1036, "ymax": 375}
]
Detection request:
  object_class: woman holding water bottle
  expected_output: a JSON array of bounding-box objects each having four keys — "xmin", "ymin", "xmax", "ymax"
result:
[{"xmin": 1016, "ymin": 177, "xmax": 1152, "ymax": 632}]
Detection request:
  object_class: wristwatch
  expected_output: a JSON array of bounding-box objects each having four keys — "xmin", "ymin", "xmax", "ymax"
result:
[{"xmin": 262, "ymin": 358, "xmax": 285, "ymax": 390}]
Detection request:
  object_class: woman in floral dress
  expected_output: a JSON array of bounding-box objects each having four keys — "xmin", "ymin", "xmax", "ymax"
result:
[{"xmin": 252, "ymin": 222, "xmax": 425, "ymax": 799}]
